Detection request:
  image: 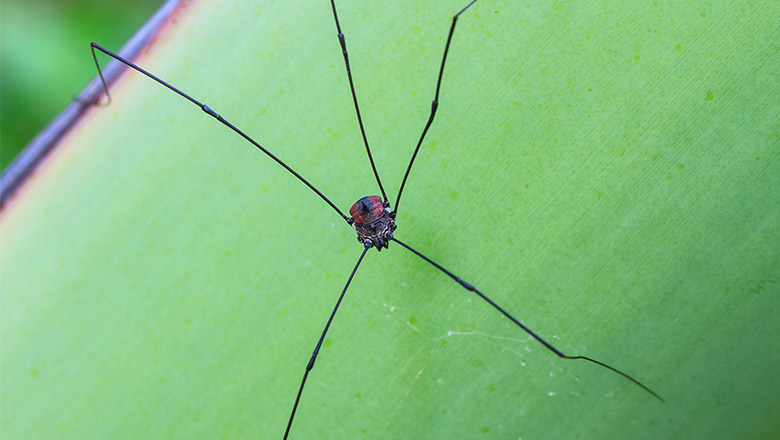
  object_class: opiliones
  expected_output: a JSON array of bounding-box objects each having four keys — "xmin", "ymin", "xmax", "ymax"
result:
[{"xmin": 89, "ymin": 0, "xmax": 664, "ymax": 437}]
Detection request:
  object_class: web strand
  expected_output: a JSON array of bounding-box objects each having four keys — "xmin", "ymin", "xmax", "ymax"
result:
[{"xmin": 390, "ymin": 236, "xmax": 664, "ymax": 403}]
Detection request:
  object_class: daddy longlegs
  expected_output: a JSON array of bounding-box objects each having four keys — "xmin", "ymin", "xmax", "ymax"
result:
[{"xmin": 89, "ymin": 0, "xmax": 664, "ymax": 437}]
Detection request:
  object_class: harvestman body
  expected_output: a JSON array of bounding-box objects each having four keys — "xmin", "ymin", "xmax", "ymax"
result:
[{"xmin": 89, "ymin": 0, "xmax": 664, "ymax": 437}]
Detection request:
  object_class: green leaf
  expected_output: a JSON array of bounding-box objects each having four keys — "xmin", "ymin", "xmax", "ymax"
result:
[{"xmin": 2, "ymin": 1, "xmax": 778, "ymax": 439}]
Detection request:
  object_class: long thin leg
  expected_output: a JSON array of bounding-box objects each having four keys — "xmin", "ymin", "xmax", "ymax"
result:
[
  {"xmin": 391, "ymin": 237, "xmax": 665, "ymax": 403},
  {"xmin": 284, "ymin": 244, "xmax": 371, "ymax": 439},
  {"xmin": 89, "ymin": 43, "xmax": 351, "ymax": 224},
  {"xmin": 395, "ymin": 0, "xmax": 478, "ymax": 215},
  {"xmin": 329, "ymin": 0, "xmax": 388, "ymax": 203}
]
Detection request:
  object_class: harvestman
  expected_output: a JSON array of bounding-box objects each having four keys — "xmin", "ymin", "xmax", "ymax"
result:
[{"xmin": 89, "ymin": 0, "xmax": 664, "ymax": 437}]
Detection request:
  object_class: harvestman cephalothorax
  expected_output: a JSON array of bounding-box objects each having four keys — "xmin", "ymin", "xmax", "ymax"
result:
[{"xmin": 88, "ymin": 0, "xmax": 664, "ymax": 437}]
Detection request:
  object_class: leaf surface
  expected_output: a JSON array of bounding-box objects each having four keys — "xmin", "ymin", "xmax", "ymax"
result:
[{"xmin": 2, "ymin": 1, "xmax": 778, "ymax": 439}]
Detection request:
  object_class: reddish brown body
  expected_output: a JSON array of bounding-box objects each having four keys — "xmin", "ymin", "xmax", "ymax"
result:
[
  {"xmin": 349, "ymin": 196, "xmax": 396, "ymax": 250},
  {"xmin": 349, "ymin": 195, "xmax": 384, "ymax": 224}
]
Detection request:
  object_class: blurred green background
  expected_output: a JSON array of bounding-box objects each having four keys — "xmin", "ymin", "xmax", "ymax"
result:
[{"xmin": 0, "ymin": 0, "xmax": 165, "ymax": 172}]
